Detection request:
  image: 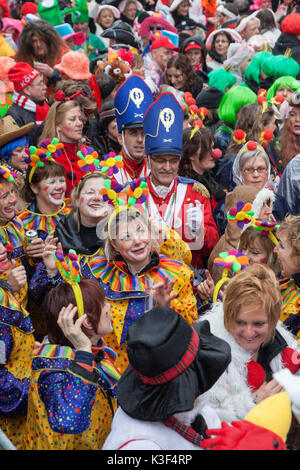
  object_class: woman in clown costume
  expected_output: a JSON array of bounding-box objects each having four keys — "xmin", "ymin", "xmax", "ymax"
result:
[
  {"xmin": 0, "ymin": 238, "xmax": 35, "ymax": 450},
  {"xmin": 29, "ymin": 167, "xmax": 197, "ymax": 373},
  {"xmin": 23, "ymin": 269, "xmax": 120, "ymax": 450}
]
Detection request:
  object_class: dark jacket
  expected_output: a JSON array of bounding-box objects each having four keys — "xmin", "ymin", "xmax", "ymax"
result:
[{"xmin": 6, "ymin": 103, "xmax": 43, "ymax": 146}]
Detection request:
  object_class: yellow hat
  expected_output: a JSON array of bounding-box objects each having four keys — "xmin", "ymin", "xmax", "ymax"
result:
[{"xmin": 245, "ymin": 392, "xmax": 292, "ymax": 442}]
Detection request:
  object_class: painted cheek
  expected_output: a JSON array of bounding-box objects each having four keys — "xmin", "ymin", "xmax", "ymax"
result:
[{"xmin": 260, "ymin": 258, "xmax": 266, "ymax": 263}]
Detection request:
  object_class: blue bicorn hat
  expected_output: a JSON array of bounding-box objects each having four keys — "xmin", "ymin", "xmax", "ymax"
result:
[
  {"xmin": 114, "ymin": 75, "xmax": 153, "ymax": 133},
  {"xmin": 143, "ymin": 92, "xmax": 183, "ymax": 156}
]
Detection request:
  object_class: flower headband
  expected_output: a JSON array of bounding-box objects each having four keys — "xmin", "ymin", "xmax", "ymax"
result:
[
  {"xmin": 0, "ymin": 165, "xmax": 17, "ymax": 194},
  {"xmin": 25, "ymin": 138, "xmax": 64, "ymax": 183},
  {"xmin": 213, "ymin": 249, "xmax": 249, "ymax": 302},
  {"xmin": 53, "ymin": 249, "xmax": 84, "ymax": 317},
  {"xmin": 227, "ymin": 200, "xmax": 279, "ymax": 245}
]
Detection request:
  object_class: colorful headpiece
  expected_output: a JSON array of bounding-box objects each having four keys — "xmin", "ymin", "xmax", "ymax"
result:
[
  {"xmin": 99, "ymin": 152, "xmax": 124, "ymax": 177},
  {"xmin": 101, "ymin": 179, "xmax": 125, "ymax": 208},
  {"xmin": 213, "ymin": 249, "xmax": 249, "ymax": 302},
  {"xmin": 233, "ymin": 129, "xmax": 247, "ymax": 145},
  {"xmin": 0, "ymin": 165, "xmax": 17, "ymax": 193},
  {"xmin": 259, "ymin": 129, "xmax": 273, "ymax": 148},
  {"xmin": 25, "ymin": 138, "xmax": 64, "ymax": 183},
  {"xmin": 77, "ymin": 145, "xmax": 100, "ymax": 173},
  {"xmin": 52, "ymin": 249, "xmax": 84, "ymax": 317},
  {"xmin": 227, "ymin": 200, "xmax": 278, "ymax": 244}
]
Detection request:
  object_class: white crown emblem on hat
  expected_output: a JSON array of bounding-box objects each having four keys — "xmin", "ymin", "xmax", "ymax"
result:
[
  {"xmin": 130, "ymin": 88, "xmax": 144, "ymax": 109},
  {"xmin": 160, "ymin": 108, "xmax": 175, "ymax": 133}
]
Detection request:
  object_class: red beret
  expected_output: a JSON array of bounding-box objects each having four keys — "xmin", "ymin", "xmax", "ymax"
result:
[
  {"xmin": 281, "ymin": 13, "xmax": 300, "ymax": 35},
  {"xmin": 8, "ymin": 62, "xmax": 40, "ymax": 92}
]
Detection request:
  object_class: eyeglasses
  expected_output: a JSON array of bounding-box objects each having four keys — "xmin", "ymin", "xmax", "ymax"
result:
[{"xmin": 243, "ymin": 166, "xmax": 268, "ymax": 174}]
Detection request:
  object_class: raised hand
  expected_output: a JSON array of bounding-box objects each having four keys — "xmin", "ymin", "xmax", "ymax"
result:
[
  {"xmin": 7, "ymin": 259, "xmax": 27, "ymax": 291},
  {"xmin": 57, "ymin": 303, "xmax": 92, "ymax": 353},
  {"xmin": 197, "ymin": 269, "xmax": 215, "ymax": 301},
  {"xmin": 42, "ymin": 235, "xmax": 62, "ymax": 276},
  {"xmin": 152, "ymin": 277, "xmax": 177, "ymax": 307}
]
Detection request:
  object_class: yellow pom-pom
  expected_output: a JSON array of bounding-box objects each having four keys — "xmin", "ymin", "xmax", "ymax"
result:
[
  {"xmin": 107, "ymin": 189, "xmax": 116, "ymax": 199},
  {"xmin": 106, "ymin": 157, "xmax": 115, "ymax": 167},
  {"xmin": 47, "ymin": 144, "xmax": 56, "ymax": 153},
  {"xmin": 133, "ymin": 187, "xmax": 143, "ymax": 199},
  {"xmin": 236, "ymin": 211, "xmax": 246, "ymax": 221},
  {"xmin": 85, "ymin": 154, "xmax": 94, "ymax": 164}
]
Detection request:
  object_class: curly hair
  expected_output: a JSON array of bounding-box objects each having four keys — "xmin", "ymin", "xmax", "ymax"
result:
[
  {"xmin": 55, "ymin": 79, "xmax": 98, "ymax": 117},
  {"xmin": 165, "ymin": 53, "xmax": 198, "ymax": 92},
  {"xmin": 277, "ymin": 214, "xmax": 300, "ymax": 259},
  {"xmin": 15, "ymin": 20, "xmax": 65, "ymax": 66}
]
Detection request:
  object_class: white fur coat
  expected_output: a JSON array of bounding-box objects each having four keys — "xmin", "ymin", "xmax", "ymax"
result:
[{"xmin": 199, "ymin": 302, "xmax": 300, "ymax": 423}]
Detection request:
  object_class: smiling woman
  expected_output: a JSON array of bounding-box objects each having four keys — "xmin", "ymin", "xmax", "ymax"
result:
[{"xmin": 200, "ymin": 263, "xmax": 300, "ymax": 425}]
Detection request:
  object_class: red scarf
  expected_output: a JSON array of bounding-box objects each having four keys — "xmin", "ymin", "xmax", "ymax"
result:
[
  {"xmin": 13, "ymin": 91, "xmax": 49, "ymax": 126},
  {"xmin": 164, "ymin": 416, "xmax": 204, "ymax": 447}
]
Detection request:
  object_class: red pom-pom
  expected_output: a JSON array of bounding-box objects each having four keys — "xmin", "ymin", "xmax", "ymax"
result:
[
  {"xmin": 212, "ymin": 148, "xmax": 222, "ymax": 159},
  {"xmin": 193, "ymin": 119, "xmax": 203, "ymax": 128},
  {"xmin": 281, "ymin": 347, "xmax": 300, "ymax": 374},
  {"xmin": 263, "ymin": 129, "xmax": 273, "ymax": 140},
  {"xmin": 184, "ymin": 92, "xmax": 193, "ymax": 100},
  {"xmin": 257, "ymin": 95, "xmax": 266, "ymax": 104},
  {"xmin": 185, "ymin": 96, "xmax": 196, "ymax": 106},
  {"xmin": 198, "ymin": 106, "xmax": 208, "ymax": 118},
  {"xmin": 257, "ymin": 88, "xmax": 267, "ymax": 96},
  {"xmin": 246, "ymin": 141, "xmax": 257, "ymax": 151},
  {"xmin": 234, "ymin": 129, "xmax": 246, "ymax": 141},
  {"xmin": 275, "ymin": 94, "xmax": 285, "ymax": 104},
  {"xmin": 247, "ymin": 360, "xmax": 266, "ymax": 391},
  {"xmin": 188, "ymin": 104, "xmax": 198, "ymax": 115},
  {"xmin": 53, "ymin": 90, "xmax": 65, "ymax": 102}
]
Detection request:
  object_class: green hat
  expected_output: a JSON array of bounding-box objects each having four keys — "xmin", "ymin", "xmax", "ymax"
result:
[
  {"xmin": 244, "ymin": 51, "xmax": 273, "ymax": 85},
  {"xmin": 38, "ymin": 0, "xmax": 81, "ymax": 26},
  {"xmin": 261, "ymin": 55, "xmax": 300, "ymax": 81},
  {"xmin": 266, "ymin": 76, "xmax": 300, "ymax": 101},
  {"xmin": 208, "ymin": 68, "xmax": 237, "ymax": 94},
  {"xmin": 72, "ymin": 0, "xmax": 89, "ymax": 23},
  {"xmin": 217, "ymin": 85, "xmax": 257, "ymax": 125}
]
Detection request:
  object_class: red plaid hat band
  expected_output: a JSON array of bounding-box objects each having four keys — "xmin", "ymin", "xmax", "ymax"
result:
[{"xmin": 132, "ymin": 328, "xmax": 199, "ymax": 386}]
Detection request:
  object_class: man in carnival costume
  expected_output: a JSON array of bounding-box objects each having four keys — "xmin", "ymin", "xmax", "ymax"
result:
[
  {"xmin": 6, "ymin": 62, "xmax": 49, "ymax": 146},
  {"xmin": 113, "ymin": 74, "xmax": 153, "ymax": 185},
  {"xmin": 136, "ymin": 91, "xmax": 219, "ymax": 270}
]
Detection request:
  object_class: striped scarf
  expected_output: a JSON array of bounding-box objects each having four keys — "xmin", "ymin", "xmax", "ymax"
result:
[
  {"xmin": 13, "ymin": 91, "xmax": 49, "ymax": 126},
  {"xmin": 164, "ymin": 416, "xmax": 204, "ymax": 447}
]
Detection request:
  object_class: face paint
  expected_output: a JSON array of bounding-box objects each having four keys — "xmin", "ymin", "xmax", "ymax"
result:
[
  {"xmin": 43, "ymin": 177, "xmax": 66, "ymax": 206},
  {"xmin": 0, "ymin": 243, "xmax": 11, "ymax": 272}
]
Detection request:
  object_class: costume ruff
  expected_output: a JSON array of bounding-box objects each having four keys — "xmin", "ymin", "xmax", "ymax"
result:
[
  {"xmin": 279, "ymin": 277, "xmax": 300, "ymax": 340},
  {"xmin": 23, "ymin": 336, "xmax": 118, "ymax": 450},
  {"xmin": 16, "ymin": 198, "xmax": 73, "ymax": 239},
  {"xmin": 93, "ymin": 253, "xmax": 197, "ymax": 373},
  {"xmin": 200, "ymin": 303, "xmax": 300, "ymax": 423},
  {"xmin": 0, "ymin": 218, "xmax": 29, "ymax": 308},
  {"xmin": 0, "ymin": 288, "xmax": 35, "ymax": 449}
]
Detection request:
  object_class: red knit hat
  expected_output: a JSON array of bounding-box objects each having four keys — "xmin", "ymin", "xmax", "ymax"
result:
[
  {"xmin": 281, "ymin": 13, "xmax": 300, "ymax": 35},
  {"xmin": 150, "ymin": 36, "xmax": 179, "ymax": 51},
  {"xmin": 8, "ymin": 62, "xmax": 40, "ymax": 92},
  {"xmin": 21, "ymin": 2, "xmax": 38, "ymax": 15},
  {"xmin": 184, "ymin": 42, "xmax": 203, "ymax": 52}
]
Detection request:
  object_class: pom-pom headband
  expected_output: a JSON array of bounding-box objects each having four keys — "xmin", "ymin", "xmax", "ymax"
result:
[
  {"xmin": 213, "ymin": 249, "xmax": 249, "ymax": 302},
  {"xmin": 52, "ymin": 249, "xmax": 84, "ymax": 317},
  {"xmin": 25, "ymin": 138, "xmax": 64, "ymax": 183}
]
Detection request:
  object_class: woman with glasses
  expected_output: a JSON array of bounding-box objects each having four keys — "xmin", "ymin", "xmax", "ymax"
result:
[
  {"xmin": 205, "ymin": 28, "xmax": 242, "ymax": 70},
  {"xmin": 232, "ymin": 141, "xmax": 273, "ymax": 191}
]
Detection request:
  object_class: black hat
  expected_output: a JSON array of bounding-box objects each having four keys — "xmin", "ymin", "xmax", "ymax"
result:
[
  {"xmin": 117, "ymin": 306, "xmax": 231, "ymax": 421},
  {"xmin": 196, "ymin": 86, "xmax": 224, "ymax": 109},
  {"xmin": 96, "ymin": 74, "xmax": 116, "ymax": 101},
  {"xmin": 176, "ymin": 17, "xmax": 208, "ymax": 33},
  {"xmin": 100, "ymin": 20, "xmax": 140, "ymax": 49}
]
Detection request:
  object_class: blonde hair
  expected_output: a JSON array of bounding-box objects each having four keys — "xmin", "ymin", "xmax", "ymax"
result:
[
  {"xmin": 223, "ymin": 263, "xmax": 282, "ymax": 343},
  {"xmin": 71, "ymin": 172, "xmax": 106, "ymax": 230},
  {"xmin": 104, "ymin": 207, "xmax": 159, "ymax": 261},
  {"xmin": 277, "ymin": 214, "xmax": 300, "ymax": 259},
  {"xmin": 39, "ymin": 100, "xmax": 82, "ymax": 144}
]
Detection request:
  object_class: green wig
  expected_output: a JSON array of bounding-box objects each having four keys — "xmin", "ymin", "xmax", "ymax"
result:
[
  {"xmin": 217, "ymin": 85, "xmax": 257, "ymax": 125},
  {"xmin": 266, "ymin": 76, "xmax": 300, "ymax": 101},
  {"xmin": 244, "ymin": 51, "xmax": 273, "ymax": 85},
  {"xmin": 208, "ymin": 68, "xmax": 237, "ymax": 94},
  {"xmin": 261, "ymin": 55, "xmax": 300, "ymax": 81}
]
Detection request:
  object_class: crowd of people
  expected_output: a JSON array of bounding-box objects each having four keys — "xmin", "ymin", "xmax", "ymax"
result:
[{"xmin": 0, "ymin": 0, "xmax": 299, "ymax": 452}]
